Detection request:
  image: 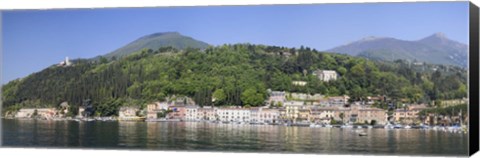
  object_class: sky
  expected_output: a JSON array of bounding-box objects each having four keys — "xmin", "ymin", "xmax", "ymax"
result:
[{"xmin": 1, "ymin": 2, "xmax": 470, "ymax": 84}]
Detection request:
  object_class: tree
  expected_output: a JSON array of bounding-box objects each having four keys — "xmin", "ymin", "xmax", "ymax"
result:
[
  {"xmin": 241, "ymin": 87, "xmax": 265, "ymax": 106},
  {"xmin": 212, "ymin": 89, "xmax": 226, "ymax": 105},
  {"xmin": 340, "ymin": 112, "xmax": 345, "ymax": 124}
]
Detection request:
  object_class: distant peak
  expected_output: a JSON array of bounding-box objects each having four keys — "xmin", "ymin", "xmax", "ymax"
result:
[
  {"xmin": 419, "ymin": 32, "xmax": 451, "ymax": 43},
  {"xmin": 359, "ymin": 36, "xmax": 387, "ymax": 41},
  {"xmin": 432, "ymin": 32, "xmax": 446, "ymax": 38},
  {"xmin": 141, "ymin": 32, "xmax": 181, "ymax": 39}
]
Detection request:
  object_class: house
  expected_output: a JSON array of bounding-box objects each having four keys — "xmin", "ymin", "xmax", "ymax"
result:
[
  {"xmin": 257, "ymin": 108, "xmax": 280, "ymax": 123},
  {"xmin": 15, "ymin": 108, "xmax": 55, "ymax": 119},
  {"xmin": 167, "ymin": 106, "xmax": 187, "ymax": 120},
  {"xmin": 309, "ymin": 107, "xmax": 336, "ymax": 124},
  {"xmin": 268, "ymin": 91, "xmax": 286, "ymax": 106},
  {"xmin": 146, "ymin": 101, "xmax": 171, "ymax": 119},
  {"xmin": 283, "ymin": 101, "xmax": 305, "ymax": 106},
  {"xmin": 438, "ymin": 98, "xmax": 468, "ymax": 107},
  {"xmin": 197, "ymin": 106, "xmax": 217, "ymax": 121},
  {"xmin": 366, "ymin": 96, "xmax": 385, "ymax": 105},
  {"xmin": 298, "ymin": 109, "xmax": 310, "ymax": 122},
  {"xmin": 325, "ymin": 95, "xmax": 350, "ymax": 107},
  {"xmin": 119, "ymin": 107, "xmax": 139, "ymax": 118},
  {"xmin": 185, "ymin": 105, "xmax": 200, "ymax": 121},
  {"xmin": 312, "ymin": 70, "xmax": 338, "ymax": 82},
  {"xmin": 59, "ymin": 102, "xmax": 70, "ymax": 115},
  {"xmin": 78, "ymin": 107, "xmax": 85, "ymax": 118},
  {"xmin": 394, "ymin": 104, "xmax": 429, "ymax": 124},
  {"xmin": 216, "ymin": 107, "xmax": 251, "ymax": 122},
  {"xmin": 357, "ymin": 107, "xmax": 387, "ymax": 125},
  {"xmin": 285, "ymin": 104, "xmax": 310, "ymax": 122},
  {"xmin": 288, "ymin": 92, "xmax": 323, "ymax": 101},
  {"xmin": 292, "ymin": 81, "xmax": 307, "ymax": 86},
  {"xmin": 250, "ymin": 107, "xmax": 260, "ymax": 123},
  {"xmin": 58, "ymin": 57, "xmax": 72, "ymax": 67}
]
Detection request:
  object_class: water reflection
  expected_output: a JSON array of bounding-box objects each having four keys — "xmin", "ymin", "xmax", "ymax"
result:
[{"xmin": 2, "ymin": 119, "xmax": 468, "ymax": 156}]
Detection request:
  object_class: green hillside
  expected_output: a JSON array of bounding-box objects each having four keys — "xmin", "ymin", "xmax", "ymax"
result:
[
  {"xmin": 103, "ymin": 32, "xmax": 209, "ymax": 59},
  {"xmin": 2, "ymin": 44, "xmax": 467, "ymax": 116}
]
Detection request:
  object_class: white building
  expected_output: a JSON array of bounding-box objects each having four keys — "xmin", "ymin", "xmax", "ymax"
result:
[
  {"xmin": 197, "ymin": 106, "xmax": 217, "ymax": 121},
  {"xmin": 216, "ymin": 107, "xmax": 251, "ymax": 123},
  {"xmin": 257, "ymin": 108, "xmax": 280, "ymax": 123},
  {"xmin": 292, "ymin": 81, "xmax": 307, "ymax": 86},
  {"xmin": 185, "ymin": 105, "xmax": 200, "ymax": 121},
  {"xmin": 58, "ymin": 57, "xmax": 72, "ymax": 67},
  {"xmin": 313, "ymin": 70, "xmax": 338, "ymax": 82},
  {"xmin": 119, "ymin": 107, "xmax": 139, "ymax": 118}
]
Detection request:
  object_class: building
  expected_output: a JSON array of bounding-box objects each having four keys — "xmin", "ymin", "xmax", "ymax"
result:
[
  {"xmin": 292, "ymin": 81, "xmax": 307, "ymax": 86},
  {"xmin": 394, "ymin": 104, "xmax": 429, "ymax": 124},
  {"xmin": 77, "ymin": 107, "xmax": 85, "ymax": 118},
  {"xmin": 146, "ymin": 101, "xmax": 171, "ymax": 119},
  {"xmin": 298, "ymin": 108, "xmax": 310, "ymax": 122},
  {"xmin": 312, "ymin": 70, "xmax": 338, "ymax": 82},
  {"xmin": 438, "ymin": 98, "xmax": 468, "ymax": 107},
  {"xmin": 250, "ymin": 108, "xmax": 260, "ymax": 123},
  {"xmin": 58, "ymin": 57, "xmax": 72, "ymax": 67},
  {"xmin": 268, "ymin": 91, "xmax": 286, "ymax": 106},
  {"xmin": 216, "ymin": 107, "xmax": 251, "ymax": 122},
  {"xmin": 287, "ymin": 92, "xmax": 323, "ymax": 101},
  {"xmin": 119, "ymin": 107, "xmax": 139, "ymax": 119},
  {"xmin": 309, "ymin": 107, "xmax": 336, "ymax": 124},
  {"xmin": 285, "ymin": 104, "xmax": 311, "ymax": 122},
  {"xmin": 366, "ymin": 96, "xmax": 385, "ymax": 105},
  {"xmin": 257, "ymin": 108, "xmax": 280, "ymax": 123},
  {"xmin": 15, "ymin": 108, "xmax": 56, "ymax": 119},
  {"xmin": 283, "ymin": 101, "xmax": 304, "ymax": 107},
  {"xmin": 197, "ymin": 106, "xmax": 217, "ymax": 121},
  {"xmin": 167, "ymin": 106, "xmax": 187, "ymax": 120},
  {"xmin": 185, "ymin": 105, "xmax": 200, "ymax": 121},
  {"xmin": 324, "ymin": 95, "xmax": 350, "ymax": 107},
  {"xmin": 357, "ymin": 107, "xmax": 388, "ymax": 125}
]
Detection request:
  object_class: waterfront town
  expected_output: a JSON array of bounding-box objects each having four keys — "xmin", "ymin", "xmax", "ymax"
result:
[{"xmin": 5, "ymin": 69, "xmax": 468, "ymax": 132}]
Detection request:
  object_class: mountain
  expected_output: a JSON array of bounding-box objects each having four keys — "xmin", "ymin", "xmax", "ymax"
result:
[
  {"xmin": 2, "ymin": 43, "xmax": 467, "ymax": 117},
  {"xmin": 327, "ymin": 33, "xmax": 468, "ymax": 68},
  {"xmin": 103, "ymin": 32, "xmax": 210, "ymax": 59}
]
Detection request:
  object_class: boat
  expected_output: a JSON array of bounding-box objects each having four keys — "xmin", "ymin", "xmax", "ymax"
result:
[
  {"xmin": 393, "ymin": 124, "xmax": 403, "ymax": 129},
  {"xmin": 367, "ymin": 126, "xmax": 373, "ymax": 129},
  {"xmin": 358, "ymin": 132, "xmax": 368, "ymax": 136},
  {"xmin": 384, "ymin": 124, "xmax": 394, "ymax": 129},
  {"xmin": 118, "ymin": 116, "xmax": 146, "ymax": 121},
  {"xmin": 309, "ymin": 123, "xmax": 316, "ymax": 128},
  {"xmin": 325, "ymin": 124, "xmax": 333, "ymax": 128},
  {"xmin": 404, "ymin": 125, "xmax": 412, "ymax": 129}
]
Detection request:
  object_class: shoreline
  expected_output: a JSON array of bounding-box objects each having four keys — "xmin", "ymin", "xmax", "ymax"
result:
[{"xmin": 2, "ymin": 117, "xmax": 468, "ymax": 134}]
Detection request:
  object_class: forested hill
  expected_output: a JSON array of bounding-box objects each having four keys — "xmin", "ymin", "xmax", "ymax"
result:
[
  {"xmin": 2, "ymin": 44, "xmax": 467, "ymax": 115},
  {"xmin": 102, "ymin": 32, "xmax": 210, "ymax": 59}
]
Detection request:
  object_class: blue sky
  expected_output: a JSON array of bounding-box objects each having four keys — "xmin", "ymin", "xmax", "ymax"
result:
[{"xmin": 1, "ymin": 2, "xmax": 469, "ymax": 84}]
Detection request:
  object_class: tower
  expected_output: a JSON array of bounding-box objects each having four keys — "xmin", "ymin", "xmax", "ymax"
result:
[{"xmin": 65, "ymin": 56, "xmax": 71, "ymax": 66}]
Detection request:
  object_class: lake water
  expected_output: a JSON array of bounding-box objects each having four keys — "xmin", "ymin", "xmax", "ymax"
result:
[{"xmin": 1, "ymin": 119, "xmax": 468, "ymax": 156}]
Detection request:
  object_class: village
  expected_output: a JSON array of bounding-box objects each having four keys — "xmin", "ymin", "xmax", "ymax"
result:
[{"xmin": 6, "ymin": 69, "xmax": 469, "ymax": 133}]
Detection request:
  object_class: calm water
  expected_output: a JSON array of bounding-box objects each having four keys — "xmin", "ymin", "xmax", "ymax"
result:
[{"xmin": 1, "ymin": 119, "xmax": 468, "ymax": 156}]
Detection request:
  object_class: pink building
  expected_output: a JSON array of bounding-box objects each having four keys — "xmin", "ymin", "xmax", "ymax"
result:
[{"xmin": 167, "ymin": 106, "xmax": 187, "ymax": 120}]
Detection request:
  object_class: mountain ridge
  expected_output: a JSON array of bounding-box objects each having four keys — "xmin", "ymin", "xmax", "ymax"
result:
[
  {"xmin": 102, "ymin": 32, "xmax": 210, "ymax": 59},
  {"xmin": 327, "ymin": 33, "xmax": 468, "ymax": 68}
]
